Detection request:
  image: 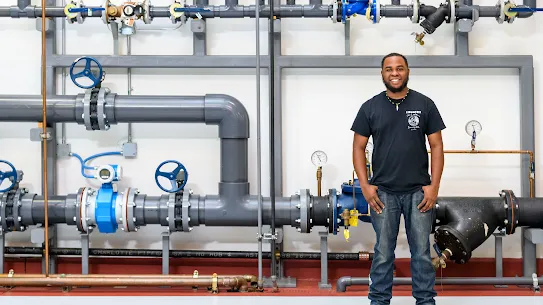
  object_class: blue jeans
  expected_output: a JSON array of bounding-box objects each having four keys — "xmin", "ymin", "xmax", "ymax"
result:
[{"xmin": 368, "ymin": 188, "xmax": 437, "ymax": 305}]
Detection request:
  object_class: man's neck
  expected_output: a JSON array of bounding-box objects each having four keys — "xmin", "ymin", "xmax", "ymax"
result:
[{"xmin": 386, "ymin": 88, "xmax": 409, "ymax": 99}]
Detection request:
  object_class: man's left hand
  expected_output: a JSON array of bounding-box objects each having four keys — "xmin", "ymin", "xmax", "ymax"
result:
[{"xmin": 418, "ymin": 185, "xmax": 439, "ymax": 212}]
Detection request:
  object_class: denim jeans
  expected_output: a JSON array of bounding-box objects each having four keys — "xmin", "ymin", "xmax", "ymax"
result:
[{"xmin": 368, "ymin": 188, "xmax": 437, "ymax": 305}]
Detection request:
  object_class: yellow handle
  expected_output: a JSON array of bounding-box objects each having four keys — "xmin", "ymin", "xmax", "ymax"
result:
[
  {"xmin": 344, "ymin": 228, "xmax": 350, "ymax": 242},
  {"xmin": 348, "ymin": 209, "xmax": 359, "ymax": 227}
]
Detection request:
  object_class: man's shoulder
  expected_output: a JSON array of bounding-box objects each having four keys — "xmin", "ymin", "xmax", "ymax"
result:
[
  {"xmin": 361, "ymin": 91, "xmax": 386, "ymax": 109},
  {"xmin": 409, "ymin": 89, "xmax": 435, "ymax": 104}
]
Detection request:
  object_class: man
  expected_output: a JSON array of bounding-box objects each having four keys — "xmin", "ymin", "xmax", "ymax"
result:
[{"xmin": 350, "ymin": 52, "xmax": 445, "ymax": 305}]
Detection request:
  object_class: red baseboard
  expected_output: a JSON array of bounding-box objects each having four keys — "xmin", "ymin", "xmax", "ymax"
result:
[{"xmin": 1, "ymin": 256, "xmax": 542, "ymax": 297}]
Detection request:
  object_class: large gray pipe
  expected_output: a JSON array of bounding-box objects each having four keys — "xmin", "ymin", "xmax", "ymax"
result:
[{"xmin": 0, "ymin": 94, "xmax": 249, "ymax": 198}]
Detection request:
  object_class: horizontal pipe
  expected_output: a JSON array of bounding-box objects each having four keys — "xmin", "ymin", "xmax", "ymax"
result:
[
  {"xmin": 4, "ymin": 247, "xmax": 373, "ymax": 261},
  {"xmin": 0, "ymin": 4, "xmax": 512, "ymax": 20},
  {"xmin": 0, "ymin": 274, "xmax": 252, "ymax": 290},
  {"xmin": 336, "ymin": 276, "xmax": 543, "ymax": 292}
]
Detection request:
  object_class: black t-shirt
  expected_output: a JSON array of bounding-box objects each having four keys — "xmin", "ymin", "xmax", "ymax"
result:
[{"xmin": 350, "ymin": 89, "xmax": 446, "ymax": 195}]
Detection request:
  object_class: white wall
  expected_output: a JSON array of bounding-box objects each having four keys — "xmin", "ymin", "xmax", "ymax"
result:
[{"xmin": 0, "ymin": 0, "xmax": 541, "ymax": 259}]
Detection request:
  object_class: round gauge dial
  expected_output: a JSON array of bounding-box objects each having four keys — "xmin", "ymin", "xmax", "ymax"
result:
[
  {"xmin": 465, "ymin": 120, "xmax": 482, "ymax": 136},
  {"xmin": 311, "ymin": 150, "xmax": 328, "ymax": 167}
]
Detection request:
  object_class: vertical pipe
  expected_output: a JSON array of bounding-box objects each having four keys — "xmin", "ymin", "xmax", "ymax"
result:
[
  {"xmin": 127, "ymin": 36, "xmax": 133, "ymax": 142},
  {"xmin": 268, "ymin": 0, "xmax": 277, "ymax": 278},
  {"xmin": 255, "ymin": 0, "xmax": 264, "ymax": 287},
  {"xmin": 60, "ymin": 0, "xmax": 66, "ymax": 145},
  {"xmin": 40, "ymin": 0, "xmax": 50, "ymax": 277}
]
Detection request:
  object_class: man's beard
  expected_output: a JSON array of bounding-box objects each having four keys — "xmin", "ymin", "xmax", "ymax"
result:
[{"xmin": 383, "ymin": 76, "xmax": 409, "ymax": 93}]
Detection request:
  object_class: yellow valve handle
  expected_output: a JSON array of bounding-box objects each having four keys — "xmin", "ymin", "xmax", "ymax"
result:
[
  {"xmin": 344, "ymin": 228, "xmax": 350, "ymax": 242},
  {"xmin": 365, "ymin": 7, "xmax": 371, "ymax": 20},
  {"xmin": 348, "ymin": 209, "xmax": 359, "ymax": 227},
  {"xmin": 64, "ymin": 3, "xmax": 77, "ymax": 19}
]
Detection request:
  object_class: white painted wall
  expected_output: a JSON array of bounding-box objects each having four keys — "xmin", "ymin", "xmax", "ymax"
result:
[{"xmin": 0, "ymin": 0, "xmax": 540, "ymax": 260}]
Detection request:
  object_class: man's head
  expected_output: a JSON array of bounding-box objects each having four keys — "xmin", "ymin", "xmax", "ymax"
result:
[{"xmin": 381, "ymin": 53, "xmax": 410, "ymax": 94}]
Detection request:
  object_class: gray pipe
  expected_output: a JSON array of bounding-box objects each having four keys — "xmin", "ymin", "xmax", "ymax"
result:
[
  {"xmin": 336, "ymin": 276, "xmax": 543, "ymax": 292},
  {"xmin": 0, "ymin": 4, "xmax": 520, "ymax": 20},
  {"xmin": 0, "ymin": 94, "xmax": 249, "ymax": 196},
  {"xmin": 21, "ymin": 192, "xmax": 316, "ymax": 228}
]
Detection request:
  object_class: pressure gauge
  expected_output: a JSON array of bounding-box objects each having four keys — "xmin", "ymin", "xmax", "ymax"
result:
[
  {"xmin": 465, "ymin": 120, "xmax": 482, "ymax": 137},
  {"xmin": 311, "ymin": 150, "xmax": 328, "ymax": 167}
]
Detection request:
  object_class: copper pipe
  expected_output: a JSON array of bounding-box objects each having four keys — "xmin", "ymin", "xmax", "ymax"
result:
[
  {"xmin": 0, "ymin": 274, "xmax": 254, "ymax": 291},
  {"xmin": 40, "ymin": 0, "xmax": 50, "ymax": 277},
  {"xmin": 0, "ymin": 273, "xmax": 257, "ymax": 282},
  {"xmin": 429, "ymin": 149, "xmax": 535, "ymax": 198}
]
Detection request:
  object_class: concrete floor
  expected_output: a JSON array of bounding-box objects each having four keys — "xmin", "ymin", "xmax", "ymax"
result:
[{"xmin": 1, "ymin": 296, "xmax": 542, "ymax": 304}]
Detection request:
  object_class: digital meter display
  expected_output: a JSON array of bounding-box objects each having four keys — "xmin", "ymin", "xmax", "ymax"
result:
[{"xmin": 99, "ymin": 168, "xmax": 111, "ymax": 179}]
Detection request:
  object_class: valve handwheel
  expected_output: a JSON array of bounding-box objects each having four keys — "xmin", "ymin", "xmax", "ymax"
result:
[
  {"xmin": 155, "ymin": 160, "xmax": 188, "ymax": 193},
  {"xmin": 69, "ymin": 56, "xmax": 104, "ymax": 89},
  {"xmin": 0, "ymin": 160, "xmax": 17, "ymax": 193}
]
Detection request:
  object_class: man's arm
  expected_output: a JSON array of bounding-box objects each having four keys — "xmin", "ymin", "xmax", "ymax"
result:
[
  {"xmin": 353, "ymin": 133, "xmax": 384, "ymax": 213},
  {"xmin": 352, "ymin": 133, "xmax": 369, "ymax": 186},
  {"xmin": 417, "ymin": 131, "xmax": 444, "ymax": 212}
]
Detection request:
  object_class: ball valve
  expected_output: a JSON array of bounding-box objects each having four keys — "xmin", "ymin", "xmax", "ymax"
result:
[{"xmin": 64, "ymin": 0, "xmax": 106, "ymax": 24}]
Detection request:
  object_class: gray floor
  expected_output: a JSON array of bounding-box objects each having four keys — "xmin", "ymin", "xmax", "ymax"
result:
[{"xmin": 1, "ymin": 296, "xmax": 541, "ymax": 304}]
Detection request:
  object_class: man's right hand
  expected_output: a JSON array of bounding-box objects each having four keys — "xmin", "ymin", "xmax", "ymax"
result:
[{"xmin": 361, "ymin": 184, "xmax": 384, "ymax": 214}]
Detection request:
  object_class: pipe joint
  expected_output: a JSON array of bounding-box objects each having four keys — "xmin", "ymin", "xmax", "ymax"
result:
[
  {"xmin": 204, "ymin": 94, "xmax": 249, "ymax": 139},
  {"xmin": 76, "ymin": 87, "xmax": 117, "ymax": 131}
]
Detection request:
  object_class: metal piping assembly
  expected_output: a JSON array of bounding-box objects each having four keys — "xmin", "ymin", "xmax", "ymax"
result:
[{"xmin": 0, "ymin": 0, "xmax": 540, "ymax": 43}]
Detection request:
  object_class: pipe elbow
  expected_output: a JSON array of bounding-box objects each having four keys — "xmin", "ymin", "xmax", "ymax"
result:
[
  {"xmin": 204, "ymin": 94, "xmax": 249, "ymax": 139},
  {"xmin": 336, "ymin": 276, "xmax": 352, "ymax": 292},
  {"xmin": 434, "ymin": 198, "xmax": 505, "ymax": 264}
]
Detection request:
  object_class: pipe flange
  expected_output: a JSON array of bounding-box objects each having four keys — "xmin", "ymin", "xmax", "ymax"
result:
[
  {"xmin": 328, "ymin": 189, "xmax": 337, "ymax": 234},
  {"xmin": 434, "ymin": 225, "xmax": 472, "ymax": 264},
  {"xmin": 142, "ymin": 0, "xmax": 153, "ymax": 24},
  {"xmin": 501, "ymin": 189, "xmax": 518, "ymax": 234},
  {"xmin": 0, "ymin": 192, "xmax": 7, "ymax": 233},
  {"xmin": 11, "ymin": 188, "xmax": 24, "ymax": 232},
  {"xmin": 167, "ymin": 193, "xmax": 176, "ymax": 232},
  {"xmin": 332, "ymin": 0, "xmax": 339, "ymax": 23},
  {"xmin": 182, "ymin": 190, "xmax": 191, "ymax": 232},
  {"xmin": 411, "ymin": 0, "xmax": 419, "ymax": 23},
  {"xmin": 97, "ymin": 87, "xmax": 111, "ymax": 131},
  {"xmin": 19, "ymin": 190, "xmax": 34, "ymax": 228},
  {"xmin": 122, "ymin": 188, "xmax": 138, "ymax": 232},
  {"xmin": 78, "ymin": 187, "xmax": 97, "ymax": 233},
  {"xmin": 75, "ymin": 187, "xmax": 85, "ymax": 231},
  {"xmin": 447, "ymin": 0, "xmax": 456, "ymax": 24},
  {"xmin": 496, "ymin": 0, "xmax": 505, "ymax": 24},
  {"xmin": 373, "ymin": 0, "xmax": 381, "ymax": 23},
  {"xmin": 298, "ymin": 189, "xmax": 310, "ymax": 233},
  {"xmin": 82, "ymin": 89, "xmax": 94, "ymax": 130}
]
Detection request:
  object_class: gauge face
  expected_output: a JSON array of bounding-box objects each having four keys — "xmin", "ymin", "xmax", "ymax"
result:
[
  {"xmin": 311, "ymin": 150, "xmax": 328, "ymax": 167},
  {"xmin": 465, "ymin": 120, "xmax": 482, "ymax": 136}
]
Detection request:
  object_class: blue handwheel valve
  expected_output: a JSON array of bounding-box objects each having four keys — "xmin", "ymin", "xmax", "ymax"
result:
[
  {"xmin": 69, "ymin": 56, "xmax": 104, "ymax": 89},
  {"xmin": 155, "ymin": 160, "xmax": 189, "ymax": 193},
  {"xmin": 0, "ymin": 160, "xmax": 18, "ymax": 193}
]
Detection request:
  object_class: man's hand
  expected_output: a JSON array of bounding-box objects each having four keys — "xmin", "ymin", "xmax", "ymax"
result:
[
  {"xmin": 361, "ymin": 184, "xmax": 384, "ymax": 214},
  {"xmin": 418, "ymin": 185, "xmax": 439, "ymax": 212}
]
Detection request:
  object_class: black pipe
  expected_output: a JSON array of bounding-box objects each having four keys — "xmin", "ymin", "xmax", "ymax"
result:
[
  {"xmin": 419, "ymin": 3, "xmax": 449, "ymax": 34},
  {"xmin": 336, "ymin": 276, "xmax": 543, "ymax": 292},
  {"xmin": 434, "ymin": 197, "xmax": 505, "ymax": 264},
  {"xmin": 517, "ymin": 198, "xmax": 543, "ymax": 228},
  {"xmin": 268, "ymin": 0, "xmax": 277, "ymax": 278},
  {"xmin": 4, "ymin": 247, "xmax": 373, "ymax": 261}
]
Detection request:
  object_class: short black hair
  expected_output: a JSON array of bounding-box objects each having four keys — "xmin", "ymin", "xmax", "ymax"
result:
[{"xmin": 381, "ymin": 52, "xmax": 408, "ymax": 69}]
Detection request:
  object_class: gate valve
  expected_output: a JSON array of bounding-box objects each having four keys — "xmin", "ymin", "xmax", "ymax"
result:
[
  {"xmin": 0, "ymin": 160, "xmax": 18, "ymax": 193},
  {"xmin": 69, "ymin": 56, "xmax": 104, "ymax": 89},
  {"xmin": 155, "ymin": 160, "xmax": 189, "ymax": 193}
]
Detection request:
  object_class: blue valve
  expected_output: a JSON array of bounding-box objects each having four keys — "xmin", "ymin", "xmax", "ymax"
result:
[
  {"xmin": 331, "ymin": 178, "xmax": 372, "ymax": 235},
  {"xmin": 0, "ymin": 160, "xmax": 17, "ymax": 193},
  {"xmin": 339, "ymin": 0, "xmax": 378, "ymax": 23},
  {"xmin": 155, "ymin": 160, "xmax": 188, "ymax": 193},
  {"xmin": 69, "ymin": 56, "xmax": 104, "ymax": 89}
]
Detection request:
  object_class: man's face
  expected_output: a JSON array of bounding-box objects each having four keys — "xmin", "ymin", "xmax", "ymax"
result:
[{"xmin": 381, "ymin": 56, "xmax": 410, "ymax": 93}]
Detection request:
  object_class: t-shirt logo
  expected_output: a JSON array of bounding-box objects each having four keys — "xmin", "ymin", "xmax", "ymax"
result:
[{"xmin": 406, "ymin": 110, "xmax": 421, "ymax": 131}]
